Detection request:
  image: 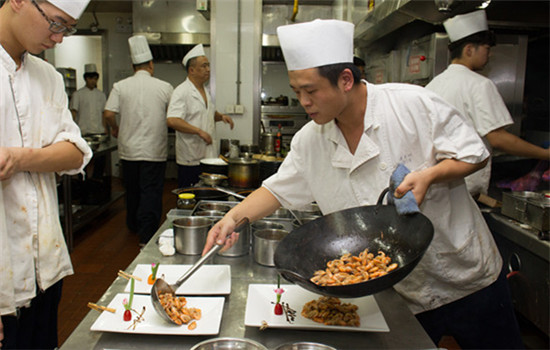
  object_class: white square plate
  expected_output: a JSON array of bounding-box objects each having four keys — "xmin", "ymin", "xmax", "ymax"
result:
[
  {"xmin": 90, "ymin": 294, "xmax": 224, "ymax": 335},
  {"xmin": 245, "ymin": 284, "xmax": 389, "ymax": 332},
  {"xmin": 124, "ymin": 264, "xmax": 231, "ymax": 295}
]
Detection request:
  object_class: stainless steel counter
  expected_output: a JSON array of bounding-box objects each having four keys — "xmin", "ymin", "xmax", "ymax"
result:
[{"xmin": 61, "ymin": 215, "xmax": 435, "ymax": 350}]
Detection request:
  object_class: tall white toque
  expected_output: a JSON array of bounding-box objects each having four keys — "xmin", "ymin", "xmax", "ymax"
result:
[
  {"xmin": 128, "ymin": 35, "xmax": 153, "ymax": 65},
  {"xmin": 47, "ymin": 0, "xmax": 90, "ymax": 20},
  {"xmin": 277, "ymin": 19, "xmax": 354, "ymax": 71},
  {"xmin": 182, "ymin": 44, "xmax": 206, "ymax": 67},
  {"xmin": 444, "ymin": 10, "xmax": 489, "ymax": 42}
]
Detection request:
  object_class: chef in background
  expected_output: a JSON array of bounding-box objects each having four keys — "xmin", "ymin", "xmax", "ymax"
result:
[
  {"xmin": 0, "ymin": 0, "xmax": 92, "ymax": 348},
  {"xmin": 167, "ymin": 44, "xmax": 234, "ymax": 188},
  {"xmin": 204, "ymin": 19, "xmax": 524, "ymax": 349},
  {"xmin": 426, "ymin": 10, "xmax": 550, "ymax": 197},
  {"xmin": 103, "ymin": 35, "xmax": 173, "ymax": 246},
  {"xmin": 70, "ymin": 63, "xmax": 107, "ymax": 178}
]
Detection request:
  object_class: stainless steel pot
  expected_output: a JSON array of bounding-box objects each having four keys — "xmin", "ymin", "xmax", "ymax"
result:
[
  {"xmin": 173, "ymin": 217, "xmax": 212, "ymax": 255},
  {"xmin": 227, "ymin": 157, "xmax": 260, "ymax": 188},
  {"xmin": 198, "ymin": 203, "xmax": 232, "ymax": 212},
  {"xmin": 253, "ymin": 228, "xmax": 289, "ymax": 266},
  {"xmin": 191, "ymin": 337, "xmax": 268, "ymax": 350},
  {"xmin": 260, "ymin": 133, "xmax": 276, "ymax": 155}
]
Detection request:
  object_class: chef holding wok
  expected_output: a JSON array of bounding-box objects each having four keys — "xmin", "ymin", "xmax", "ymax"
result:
[{"xmin": 204, "ymin": 19, "xmax": 523, "ymax": 349}]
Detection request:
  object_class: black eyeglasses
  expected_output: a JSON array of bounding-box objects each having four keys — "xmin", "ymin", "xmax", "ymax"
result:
[{"xmin": 31, "ymin": 0, "xmax": 77, "ymax": 36}]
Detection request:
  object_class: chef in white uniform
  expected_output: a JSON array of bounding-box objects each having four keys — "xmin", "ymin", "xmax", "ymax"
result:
[
  {"xmin": 70, "ymin": 63, "xmax": 106, "ymax": 135},
  {"xmin": 103, "ymin": 35, "xmax": 173, "ymax": 245},
  {"xmin": 0, "ymin": 0, "xmax": 92, "ymax": 348},
  {"xmin": 426, "ymin": 10, "xmax": 550, "ymax": 196},
  {"xmin": 167, "ymin": 44, "xmax": 234, "ymax": 188},
  {"xmin": 204, "ymin": 19, "xmax": 524, "ymax": 349}
]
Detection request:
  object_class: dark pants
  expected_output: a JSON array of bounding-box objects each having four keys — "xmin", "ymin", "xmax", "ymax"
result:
[
  {"xmin": 1, "ymin": 280, "xmax": 63, "ymax": 350},
  {"xmin": 91, "ymin": 154, "xmax": 107, "ymax": 179},
  {"xmin": 177, "ymin": 164, "xmax": 201, "ymax": 188},
  {"xmin": 121, "ymin": 160, "xmax": 166, "ymax": 244},
  {"xmin": 415, "ymin": 268, "xmax": 524, "ymax": 349}
]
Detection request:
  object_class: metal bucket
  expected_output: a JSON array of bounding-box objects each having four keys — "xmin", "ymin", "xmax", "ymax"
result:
[{"xmin": 173, "ymin": 217, "xmax": 212, "ymax": 255}]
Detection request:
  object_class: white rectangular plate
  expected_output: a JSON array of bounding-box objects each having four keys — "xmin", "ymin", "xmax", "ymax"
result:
[
  {"xmin": 245, "ymin": 284, "xmax": 389, "ymax": 332},
  {"xmin": 91, "ymin": 294, "xmax": 224, "ymax": 335},
  {"xmin": 124, "ymin": 264, "xmax": 231, "ymax": 295}
]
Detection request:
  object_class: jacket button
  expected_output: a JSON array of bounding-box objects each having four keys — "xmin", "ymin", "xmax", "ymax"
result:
[{"xmin": 379, "ymin": 162, "xmax": 387, "ymax": 170}]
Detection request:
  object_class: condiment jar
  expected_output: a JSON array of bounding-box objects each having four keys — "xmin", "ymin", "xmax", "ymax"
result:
[{"xmin": 177, "ymin": 193, "xmax": 196, "ymax": 210}]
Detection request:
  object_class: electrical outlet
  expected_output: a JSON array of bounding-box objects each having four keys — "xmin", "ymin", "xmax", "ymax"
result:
[
  {"xmin": 234, "ymin": 105, "xmax": 244, "ymax": 114},
  {"xmin": 225, "ymin": 104, "xmax": 235, "ymax": 114}
]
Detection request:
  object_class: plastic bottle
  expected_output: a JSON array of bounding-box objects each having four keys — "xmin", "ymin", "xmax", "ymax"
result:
[{"xmin": 177, "ymin": 193, "xmax": 196, "ymax": 210}]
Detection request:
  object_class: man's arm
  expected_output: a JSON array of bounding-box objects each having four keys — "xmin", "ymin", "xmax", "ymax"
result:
[
  {"xmin": 203, "ymin": 187, "xmax": 281, "ymax": 254},
  {"xmin": 167, "ymin": 117, "xmax": 212, "ymax": 145},
  {"xmin": 486, "ymin": 127, "xmax": 550, "ymax": 160},
  {"xmin": 0, "ymin": 142, "xmax": 84, "ymax": 181},
  {"xmin": 103, "ymin": 110, "xmax": 119, "ymax": 138},
  {"xmin": 394, "ymin": 158, "xmax": 489, "ymax": 205},
  {"xmin": 214, "ymin": 111, "xmax": 234, "ymax": 129}
]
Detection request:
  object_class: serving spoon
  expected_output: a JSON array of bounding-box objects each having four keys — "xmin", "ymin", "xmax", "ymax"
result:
[{"xmin": 151, "ymin": 217, "xmax": 249, "ymax": 325}]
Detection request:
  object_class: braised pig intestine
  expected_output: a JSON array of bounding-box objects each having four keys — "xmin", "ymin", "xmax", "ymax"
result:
[{"xmin": 302, "ymin": 296, "xmax": 360, "ymax": 327}]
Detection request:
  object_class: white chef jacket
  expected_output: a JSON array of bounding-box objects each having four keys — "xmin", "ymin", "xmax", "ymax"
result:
[
  {"xmin": 426, "ymin": 64, "xmax": 513, "ymax": 195},
  {"xmin": 167, "ymin": 78, "xmax": 216, "ymax": 165},
  {"xmin": 0, "ymin": 47, "xmax": 92, "ymax": 315},
  {"xmin": 104, "ymin": 70, "xmax": 173, "ymax": 161},
  {"xmin": 70, "ymin": 86, "xmax": 106, "ymax": 134},
  {"xmin": 264, "ymin": 81, "xmax": 501, "ymax": 314}
]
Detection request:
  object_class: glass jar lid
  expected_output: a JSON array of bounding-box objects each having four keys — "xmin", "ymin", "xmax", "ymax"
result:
[{"xmin": 178, "ymin": 193, "xmax": 196, "ymax": 199}]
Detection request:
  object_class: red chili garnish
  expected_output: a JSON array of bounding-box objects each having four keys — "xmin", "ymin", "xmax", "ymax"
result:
[
  {"xmin": 274, "ymin": 303, "xmax": 283, "ymax": 315},
  {"xmin": 123, "ymin": 309, "xmax": 132, "ymax": 321}
]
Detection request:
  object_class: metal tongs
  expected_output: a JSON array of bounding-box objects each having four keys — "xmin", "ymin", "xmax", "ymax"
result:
[{"xmin": 151, "ymin": 217, "xmax": 249, "ymax": 325}]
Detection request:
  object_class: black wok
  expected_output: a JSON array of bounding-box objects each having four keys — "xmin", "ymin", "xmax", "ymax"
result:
[
  {"xmin": 273, "ymin": 189, "xmax": 434, "ymax": 298},
  {"xmin": 172, "ymin": 187, "xmax": 229, "ymax": 202}
]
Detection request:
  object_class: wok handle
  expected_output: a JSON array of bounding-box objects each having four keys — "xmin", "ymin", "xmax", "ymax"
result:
[{"xmin": 377, "ymin": 187, "xmax": 390, "ymax": 205}]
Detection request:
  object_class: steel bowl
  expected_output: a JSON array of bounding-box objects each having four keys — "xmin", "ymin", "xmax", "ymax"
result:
[
  {"xmin": 191, "ymin": 337, "xmax": 268, "ymax": 350},
  {"xmin": 199, "ymin": 173, "xmax": 228, "ymax": 186},
  {"xmin": 198, "ymin": 202, "xmax": 232, "ymax": 213},
  {"xmin": 194, "ymin": 210, "xmax": 225, "ymax": 217},
  {"xmin": 275, "ymin": 342, "xmax": 336, "ymax": 350}
]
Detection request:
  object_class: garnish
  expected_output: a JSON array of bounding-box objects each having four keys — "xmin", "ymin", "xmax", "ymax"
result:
[
  {"xmin": 122, "ymin": 278, "xmax": 135, "ymax": 322},
  {"xmin": 274, "ymin": 275, "xmax": 284, "ymax": 315},
  {"xmin": 127, "ymin": 306, "xmax": 146, "ymax": 330},
  {"xmin": 148, "ymin": 263, "xmax": 160, "ymax": 285}
]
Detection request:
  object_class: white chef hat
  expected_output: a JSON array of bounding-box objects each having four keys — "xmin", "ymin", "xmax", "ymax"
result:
[
  {"xmin": 47, "ymin": 0, "xmax": 90, "ymax": 20},
  {"xmin": 128, "ymin": 35, "xmax": 153, "ymax": 65},
  {"xmin": 444, "ymin": 10, "xmax": 489, "ymax": 42},
  {"xmin": 277, "ymin": 19, "xmax": 354, "ymax": 71},
  {"xmin": 84, "ymin": 63, "xmax": 97, "ymax": 73},
  {"xmin": 182, "ymin": 44, "xmax": 206, "ymax": 67}
]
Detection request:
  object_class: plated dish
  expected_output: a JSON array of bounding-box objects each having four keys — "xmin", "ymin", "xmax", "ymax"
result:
[
  {"xmin": 90, "ymin": 293, "xmax": 224, "ymax": 335},
  {"xmin": 124, "ymin": 264, "xmax": 231, "ymax": 295},
  {"xmin": 244, "ymin": 284, "xmax": 389, "ymax": 332}
]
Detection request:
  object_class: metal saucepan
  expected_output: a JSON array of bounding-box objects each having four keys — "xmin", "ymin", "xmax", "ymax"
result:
[
  {"xmin": 172, "ymin": 187, "xmax": 229, "ymax": 202},
  {"xmin": 273, "ymin": 188, "xmax": 434, "ymax": 298},
  {"xmin": 152, "ymin": 218, "xmax": 249, "ymax": 325}
]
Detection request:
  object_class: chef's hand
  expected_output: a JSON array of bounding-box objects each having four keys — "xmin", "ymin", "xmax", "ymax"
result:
[
  {"xmin": 202, "ymin": 216, "xmax": 240, "ymax": 255},
  {"xmin": 393, "ymin": 170, "xmax": 431, "ymax": 207},
  {"xmin": 221, "ymin": 114, "xmax": 234, "ymax": 130},
  {"xmin": 110, "ymin": 126, "xmax": 119, "ymax": 138},
  {"xmin": 198, "ymin": 130, "xmax": 213, "ymax": 145},
  {"xmin": 0, "ymin": 147, "xmax": 20, "ymax": 181}
]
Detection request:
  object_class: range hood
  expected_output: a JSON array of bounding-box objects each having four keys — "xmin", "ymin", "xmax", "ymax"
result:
[{"xmin": 132, "ymin": 0, "xmax": 210, "ymax": 62}]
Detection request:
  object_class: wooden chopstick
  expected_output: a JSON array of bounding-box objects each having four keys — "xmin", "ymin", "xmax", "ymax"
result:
[
  {"xmin": 87, "ymin": 302, "xmax": 116, "ymax": 313},
  {"xmin": 117, "ymin": 270, "xmax": 142, "ymax": 281}
]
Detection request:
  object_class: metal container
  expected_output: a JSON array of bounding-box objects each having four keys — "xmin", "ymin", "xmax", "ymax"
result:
[
  {"xmin": 266, "ymin": 207, "xmax": 291, "ymax": 219},
  {"xmin": 501, "ymin": 191, "xmax": 549, "ymax": 231},
  {"xmin": 297, "ymin": 203, "xmax": 322, "ymax": 217},
  {"xmin": 191, "ymin": 337, "xmax": 268, "ymax": 350},
  {"xmin": 194, "ymin": 210, "xmax": 225, "ymax": 217},
  {"xmin": 260, "ymin": 132, "xmax": 276, "ymax": 155},
  {"xmin": 253, "ymin": 229, "xmax": 289, "ymax": 267},
  {"xmin": 227, "ymin": 157, "xmax": 260, "ymax": 188},
  {"xmin": 240, "ymin": 144, "xmax": 260, "ymax": 154},
  {"xmin": 251, "ymin": 220, "xmax": 285, "ymax": 232},
  {"xmin": 275, "ymin": 342, "xmax": 336, "ymax": 350},
  {"xmin": 292, "ymin": 215, "xmax": 320, "ymax": 228},
  {"xmin": 200, "ymin": 158, "xmax": 228, "ymax": 176},
  {"xmin": 199, "ymin": 173, "xmax": 228, "ymax": 186},
  {"xmin": 219, "ymin": 221, "xmax": 250, "ymax": 257},
  {"xmin": 173, "ymin": 217, "xmax": 212, "ymax": 255},
  {"xmin": 198, "ymin": 203, "xmax": 232, "ymax": 213}
]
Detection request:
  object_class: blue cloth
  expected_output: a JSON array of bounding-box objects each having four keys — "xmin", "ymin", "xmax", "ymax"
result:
[{"xmin": 387, "ymin": 164, "xmax": 420, "ymax": 215}]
